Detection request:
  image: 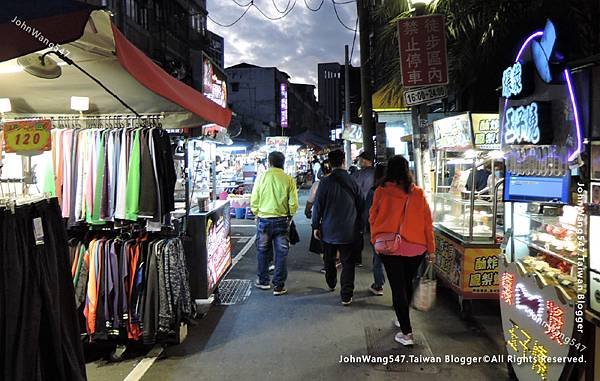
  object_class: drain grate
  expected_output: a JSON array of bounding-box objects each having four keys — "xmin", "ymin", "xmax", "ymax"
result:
[
  {"xmin": 215, "ymin": 279, "xmax": 252, "ymax": 305},
  {"xmin": 364, "ymin": 327, "xmax": 440, "ymax": 374}
]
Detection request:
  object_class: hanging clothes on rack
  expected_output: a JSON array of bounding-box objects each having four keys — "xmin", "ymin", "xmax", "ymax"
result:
[
  {"xmin": 50, "ymin": 124, "xmax": 176, "ymax": 229},
  {"xmin": 70, "ymin": 233, "xmax": 192, "ymax": 344},
  {"xmin": 0, "ymin": 197, "xmax": 87, "ymax": 381}
]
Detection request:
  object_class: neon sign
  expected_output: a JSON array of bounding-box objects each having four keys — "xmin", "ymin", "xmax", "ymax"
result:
[
  {"xmin": 502, "ymin": 63, "xmax": 523, "ymax": 98},
  {"xmin": 504, "ymin": 103, "xmax": 541, "ymax": 145},
  {"xmin": 502, "ymin": 20, "xmax": 583, "ymax": 161},
  {"xmin": 500, "ymin": 272, "xmax": 515, "ymax": 305},
  {"xmin": 507, "ymin": 322, "xmax": 550, "ymax": 381},
  {"xmin": 280, "ymin": 83, "xmax": 288, "ymax": 129},
  {"xmin": 515, "ymin": 283, "xmax": 545, "ymax": 322},
  {"xmin": 545, "ymin": 300, "xmax": 565, "ymax": 345}
]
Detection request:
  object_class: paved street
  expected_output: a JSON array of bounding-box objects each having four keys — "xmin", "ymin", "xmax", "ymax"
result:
[{"xmin": 86, "ymin": 192, "xmax": 509, "ymax": 381}]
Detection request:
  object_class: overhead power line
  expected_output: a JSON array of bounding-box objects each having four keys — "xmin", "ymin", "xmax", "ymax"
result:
[
  {"xmin": 272, "ymin": 0, "xmax": 292, "ymax": 13},
  {"xmin": 207, "ymin": 4, "xmax": 252, "ymax": 27},
  {"xmin": 332, "ymin": 0, "xmax": 356, "ymax": 31},
  {"xmin": 254, "ymin": 0, "xmax": 298, "ymax": 20},
  {"xmin": 304, "ymin": 0, "xmax": 325, "ymax": 12},
  {"xmin": 208, "ymin": 0, "xmax": 356, "ymax": 30},
  {"xmin": 350, "ymin": 17, "xmax": 358, "ymax": 61}
]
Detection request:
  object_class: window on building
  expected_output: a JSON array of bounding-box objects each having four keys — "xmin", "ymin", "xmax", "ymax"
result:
[{"xmin": 231, "ymin": 82, "xmax": 240, "ymax": 92}]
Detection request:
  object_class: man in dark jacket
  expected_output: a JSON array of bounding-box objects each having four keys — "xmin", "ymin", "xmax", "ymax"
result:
[{"xmin": 312, "ymin": 150, "xmax": 362, "ymax": 305}]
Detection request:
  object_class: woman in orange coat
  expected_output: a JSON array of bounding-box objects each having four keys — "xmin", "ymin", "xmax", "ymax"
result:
[{"xmin": 369, "ymin": 155, "xmax": 435, "ymax": 346}]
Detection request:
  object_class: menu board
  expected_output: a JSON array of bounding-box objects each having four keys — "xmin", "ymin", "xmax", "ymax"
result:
[
  {"xmin": 433, "ymin": 114, "xmax": 473, "ymax": 150},
  {"xmin": 206, "ymin": 206, "xmax": 232, "ymax": 294}
]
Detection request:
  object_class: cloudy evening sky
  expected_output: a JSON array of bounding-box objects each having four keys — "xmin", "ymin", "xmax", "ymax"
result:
[{"xmin": 207, "ymin": 0, "xmax": 360, "ymax": 89}]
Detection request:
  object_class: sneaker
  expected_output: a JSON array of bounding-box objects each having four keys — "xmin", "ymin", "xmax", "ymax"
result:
[
  {"xmin": 268, "ymin": 264, "xmax": 275, "ymax": 272},
  {"xmin": 328, "ymin": 287, "xmax": 335, "ymax": 292},
  {"xmin": 320, "ymin": 267, "xmax": 326, "ymax": 274},
  {"xmin": 369, "ymin": 284, "xmax": 384, "ymax": 296},
  {"xmin": 336, "ymin": 261, "xmax": 342, "ymax": 268},
  {"xmin": 394, "ymin": 332, "xmax": 414, "ymax": 346},
  {"xmin": 357, "ymin": 263, "xmax": 364, "ymax": 268},
  {"xmin": 273, "ymin": 286, "xmax": 287, "ymax": 296},
  {"xmin": 254, "ymin": 281, "xmax": 271, "ymax": 290},
  {"xmin": 341, "ymin": 297, "xmax": 353, "ymax": 306},
  {"xmin": 394, "ymin": 319, "xmax": 400, "ymax": 328}
]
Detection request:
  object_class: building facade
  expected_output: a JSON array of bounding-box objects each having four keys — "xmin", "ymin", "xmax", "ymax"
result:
[
  {"xmin": 317, "ymin": 62, "xmax": 362, "ymax": 131},
  {"xmin": 78, "ymin": 0, "xmax": 223, "ymax": 92},
  {"xmin": 226, "ymin": 63, "xmax": 327, "ymax": 143}
]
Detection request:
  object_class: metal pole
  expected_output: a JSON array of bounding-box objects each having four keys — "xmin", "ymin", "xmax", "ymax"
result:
[
  {"xmin": 344, "ymin": 45, "xmax": 352, "ymax": 169},
  {"xmin": 411, "ymin": 107, "xmax": 424, "ymax": 187},
  {"xmin": 357, "ymin": 0, "xmax": 374, "ymax": 157}
]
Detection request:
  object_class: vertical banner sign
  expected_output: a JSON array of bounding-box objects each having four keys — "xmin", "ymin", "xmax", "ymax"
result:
[
  {"xmin": 280, "ymin": 82, "xmax": 288, "ymax": 129},
  {"xmin": 3, "ymin": 119, "xmax": 52, "ymax": 154},
  {"xmin": 397, "ymin": 15, "xmax": 448, "ymax": 87}
]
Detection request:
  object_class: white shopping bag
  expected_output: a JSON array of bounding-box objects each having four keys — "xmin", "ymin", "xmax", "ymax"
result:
[{"xmin": 412, "ymin": 262, "xmax": 436, "ymax": 312}]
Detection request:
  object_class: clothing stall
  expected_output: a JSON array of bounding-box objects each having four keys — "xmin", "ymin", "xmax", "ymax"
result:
[{"xmin": 0, "ymin": 6, "xmax": 231, "ymax": 375}]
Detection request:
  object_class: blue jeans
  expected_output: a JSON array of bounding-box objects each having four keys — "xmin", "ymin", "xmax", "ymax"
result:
[
  {"xmin": 256, "ymin": 217, "xmax": 290, "ymax": 288},
  {"xmin": 373, "ymin": 247, "xmax": 385, "ymax": 288}
]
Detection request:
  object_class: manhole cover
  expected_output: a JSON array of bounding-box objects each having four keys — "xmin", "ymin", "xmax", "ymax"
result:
[
  {"xmin": 364, "ymin": 327, "xmax": 440, "ymax": 374},
  {"xmin": 215, "ymin": 279, "xmax": 252, "ymax": 305}
]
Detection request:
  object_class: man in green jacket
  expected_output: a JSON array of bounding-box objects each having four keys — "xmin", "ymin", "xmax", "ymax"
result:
[{"xmin": 251, "ymin": 151, "xmax": 298, "ymax": 295}]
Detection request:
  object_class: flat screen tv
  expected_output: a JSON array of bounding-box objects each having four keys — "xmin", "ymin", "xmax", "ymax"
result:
[{"xmin": 503, "ymin": 172, "xmax": 570, "ymax": 204}]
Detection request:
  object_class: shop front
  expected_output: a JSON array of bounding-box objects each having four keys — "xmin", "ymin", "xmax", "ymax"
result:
[
  {"xmin": 0, "ymin": 7, "xmax": 232, "ymax": 366},
  {"xmin": 498, "ymin": 20, "xmax": 590, "ymax": 381}
]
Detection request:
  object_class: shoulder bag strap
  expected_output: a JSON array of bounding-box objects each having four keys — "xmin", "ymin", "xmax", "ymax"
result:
[
  {"xmin": 330, "ymin": 172, "xmax": 360, "ymax": 213},
  {"xmin": 397, "ymin": 191, "xmax": 411, "ymax": 235}
]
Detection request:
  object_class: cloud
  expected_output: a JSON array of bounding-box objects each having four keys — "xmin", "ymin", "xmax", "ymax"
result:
[{"xmin": 207, "ymin": 0, "xmax": 359, "ymax": 86}]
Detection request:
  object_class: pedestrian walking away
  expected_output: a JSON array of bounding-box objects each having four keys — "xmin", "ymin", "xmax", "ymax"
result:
[
  {"xmin": 305, "ymin": 160, "xmax": 332, "ymax": 273},
  {"xmin": 369, "ymin": 155, "xmax": 435, "ymax": 346},
  {"xmin": 312, "ymin": 150, "xmax": 363, "ymax": 306},
  {"xmin": 250, "ymin": 151, "xmax": 299, "ymax": 296},
  {"xmin": 352, "ymin": 151, "xmax": 376, "ymax": 266}
]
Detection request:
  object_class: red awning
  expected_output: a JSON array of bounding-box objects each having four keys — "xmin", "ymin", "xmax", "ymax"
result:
[{"xmin": 112, "ymin": 25, "xmax": 231, "ymax": 128}]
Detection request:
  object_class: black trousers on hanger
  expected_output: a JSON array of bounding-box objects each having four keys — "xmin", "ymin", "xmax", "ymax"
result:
[{"xmin": 1, "ymin": 198, "xmax": 86, "ymax": 381}]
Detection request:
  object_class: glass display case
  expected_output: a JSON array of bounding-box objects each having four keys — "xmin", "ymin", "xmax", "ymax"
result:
[
  {"xmin": 432, "ymin": 150, "xmax": 503, "ymax": 244},
  {"xmin": 433, "ymin": 193, "xmax": 496, "ymax": 242},
  {"xmin": 505, "ymin": 202, "xmax": 582, "ymax": 295}
]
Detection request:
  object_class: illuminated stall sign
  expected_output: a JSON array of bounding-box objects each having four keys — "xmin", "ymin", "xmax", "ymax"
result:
[
  {"xmin": 500, "ymin": 261, "xmax": 579, "ymax": 381},
  {"xmin": 502, "ymin": 62, "xmax": 534, "ymax": 99},
  {"xmin": 471, "ymin": 113, "xmax": 500, "ymax": 150},
  {"xmin": 280, "ymin": 83, "xmax": 288, "ymax": 129},
  {"xmin": 203, "ymin": 57, "xmax": 227, "ymax": 108},
  {"xmin": 433, "ymin": 113, "xmax": 473, "ymax": 150},
  {"xmin": 206, "ymin": 209, "xmax": 232, "ymax": 294},
  {"xmin": 501, "ymin": 20, "xmax": 583, "ymax": 161},
  {"xmin": 266, "ymin": 136, "xmax": 289, "ymax": 153},
  {"xmin": 503, "ymin": 102, "xmax": 552, "ymax": 146}
]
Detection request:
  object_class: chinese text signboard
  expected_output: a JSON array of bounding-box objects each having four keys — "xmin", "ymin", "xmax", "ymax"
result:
[
  {"xmin": 203, "ymin": 57, "xmax": 227, "ymax": 108},
  {"xmin": 280, "ymin": 83, "xmax": 288, "ymax": 129},
  {"xmin": 470, "ymin": 113, "xmax": 500, "ymax": 150},
  {"xmin": 433, "ymin": 113, "xmax": 473, "ymax": 150},
  {"xmin": 434, "ymin": 232, "xmax": 499, "ymax": 296},
  {"xmin": 397, "ymin": 15, "xmax": 448, "ymax": 87},
  {"xmin": 266, "ymin": 136, "xmax": 289, "ymax": 153},
  {"xmin": 3, "ymin": 119, "xmax": 52, "ymax": 154},
  {"xmin": 499, "ymin": 260, "xmax": 580, "ymax": 381}
]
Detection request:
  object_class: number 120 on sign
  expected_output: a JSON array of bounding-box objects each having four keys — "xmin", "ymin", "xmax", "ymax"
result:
[{"xmin": 3, "ymin": 119, "xmax": 52, "ymax": 154}]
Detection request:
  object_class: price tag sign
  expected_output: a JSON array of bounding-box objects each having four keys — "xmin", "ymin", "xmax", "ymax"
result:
[{"xmin": 3, "ymin": 119, "xmax": 52, "ymax": 154}]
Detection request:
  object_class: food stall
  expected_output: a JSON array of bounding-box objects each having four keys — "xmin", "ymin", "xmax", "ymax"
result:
[
  {"xmin": 431, "ymin": 112, "xmax": 502, "ymax": 317},
  {"xmin": 498, "ymin": 20, "xmax": 589, "ymax": 381}
]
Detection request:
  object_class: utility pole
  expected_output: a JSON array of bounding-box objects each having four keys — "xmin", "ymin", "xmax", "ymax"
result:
[
  {"xmin": 357, "ymin": 0, "xmax": 374, "ymax": 157},
  {"xmin": 344, "ymin": 45, "xmax": 352, "ymax": 169}
]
